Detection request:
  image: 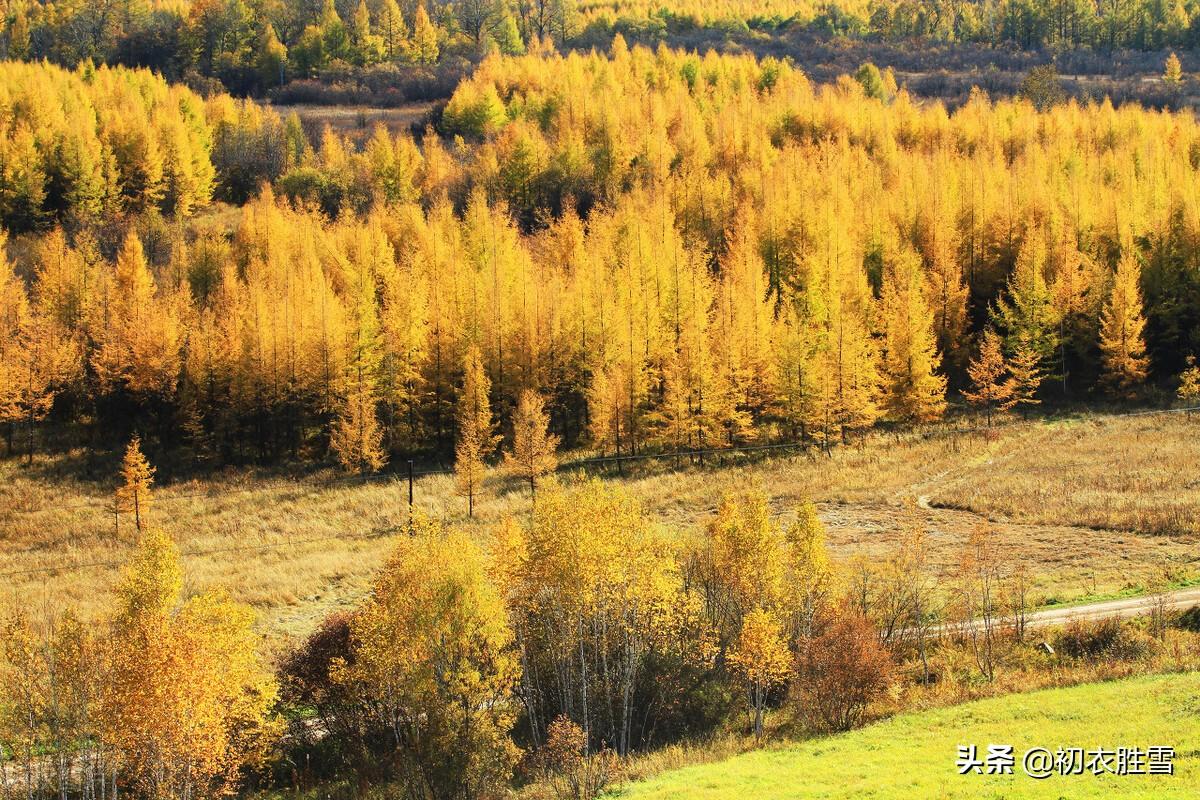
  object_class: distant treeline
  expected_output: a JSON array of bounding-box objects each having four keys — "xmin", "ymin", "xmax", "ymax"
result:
[{"xmin": 1, "ymin": 0, "xmax": 1200, "ymax": 101}]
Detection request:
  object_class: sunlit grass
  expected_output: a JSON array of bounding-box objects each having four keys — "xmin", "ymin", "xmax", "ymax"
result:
[
  {"xmin": 610, "ymin": 672, "xmax": 1200, "ymax": 799},
  {"xmin": 3, "ymin": 411, "xmax": 1198, "ymax": 657}
]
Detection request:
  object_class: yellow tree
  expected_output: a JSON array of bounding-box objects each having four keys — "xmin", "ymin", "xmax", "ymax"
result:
[
  {"xmin": 879, "ymin": 246, "xmax": 947, "ymax": 424},
  {"xmin": 587, "ymin": 364, "xmax": 627, "ymax": 459},
  {"xmin": 89, "ymin": 232, "xmax": 183, "ymax": 403},
  {"xmin": 991, "ymin": 233, "xmax": 1057, "ymax": 395},
  {"xmin": 1165, "ymin": 51, "xmax": 1183, "ymax": 85},
  {"xmin": 115, "ymin": 435, "xmax": 155, "ymax": 534},
  {"xmin": 962, "ymin": 327, "xmax": 1016, "ymax": 426},
  {"xmin": 1178, "ymin": 356, "xmax": 1200, "ymax": 403},
  {"xmin": 784, "ymin": 499, "xmax": 834, "ymax": 638},
  {"xmin": 378, "ymin": 0, "xmax": 406, "ymax": 60},
  {"xmin": 336, "ymin": 522, "xmax": 520, "ymax": 798},
  {"xmin": 0, "ymin": 243, "xmax": 77, "ymax": 462},
  {"xmin": 505, "ymin": 388, "xmax": 559, "ymax": 498},
  {"xmin": 103, "ymin": 526, "xmax": 280, "ymax": 800},
  {"xmin": 914, "ymin": 200, "xmax": 969, "ymax": 370},
  {"xmin": 456, "ymin": 345, "xmax": 500, "ymax": 516},
  {"xmin": 702, "ymin": 489, "xmax": 787, "ymax": 644},
  {"xmin": 1008, "ymin": 341, "xmax": 1043, "ymax": 409},
  {"xmin": 409, "ymin": 3, "xmax": 440, "ymax": 64},
  {"xmin": 331, "ymin": 232, "xmax": 387, "ymax": 473},
  {"xmin": 728, "ymin": 607, "xmax": 792, "ymax": 741},
  {"xmin": 501, "ymin": 480, "xmax": 687, "ymax": 755},
  {"xmin": 715, "ymin": 206, "xmax": 779, "ymax": 432},
  {"xmin": 1099, "ymin": 253, "xmax": 1150, "ymax": 398}
]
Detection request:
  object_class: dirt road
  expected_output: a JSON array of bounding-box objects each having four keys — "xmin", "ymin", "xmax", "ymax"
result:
[{"xmin": 1011, "ymin": 586, "xmax": 1200, "ymax": 630}]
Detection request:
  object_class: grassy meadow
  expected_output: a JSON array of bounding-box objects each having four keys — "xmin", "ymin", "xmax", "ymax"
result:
[
  {"xmin": 610, "ymin": 673, "xmax": 1200, "ymax": 799},
  {"xmin": 4, "ymin": 410, "xmax": 1199, "ymax": 653}
]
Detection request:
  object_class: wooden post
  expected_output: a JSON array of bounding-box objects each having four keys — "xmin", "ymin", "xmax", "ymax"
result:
[{"xmin": 407, "ymin": 460, "xmax": 414, "ymax": 534}]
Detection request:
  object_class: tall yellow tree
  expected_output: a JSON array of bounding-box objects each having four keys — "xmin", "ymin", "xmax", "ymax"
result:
[
  {"xmin": 505, "ymin": 388, "xmax": 559, "ymax": 497},
  {"xmin": 331, "ymin": 236, "xmax": 387, "ymax": 473},
  {"xmin": 89, "ymin": 233, "xmax": 183, "ymax": 402},
  {"xmin": 879, "ymin": 246, "xmax": 947, "ymax": 424},
  {"xmin": 103, "ymin": 525, "xmax": 279, "ymax": 800},
  {"xmin": 1099, "ymin": 253, "xmax": 1150, "ymax": 398},
  {"xmin": 409, "ymin": 4, "xmax": 440, "ymax": 64},
  {"xmin": 0, "ymin": 242, "xmax": 76, "ymax": 462},
  {"xmin": 456, "ymin": 345, "xmax": 500, "ymax": 516}
]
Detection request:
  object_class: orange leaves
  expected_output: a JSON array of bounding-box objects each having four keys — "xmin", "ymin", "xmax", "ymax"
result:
[
  {"xmin": 102, "ymin": 451, "xmax": 280, "ymax": 800},
  {"xmin": 1099, "ymin": 253, "xmax": 1151, "ymax": 398},
  {"xmin": 115, "ymin": 435, "xmax": 156, "ymax": 534},
  {"xmin": 89, "ymin": 233, "xmax": 184, "ymax": 401}
]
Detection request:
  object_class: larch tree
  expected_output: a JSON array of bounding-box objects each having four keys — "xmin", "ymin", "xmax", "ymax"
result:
[
  {"xmin": 89, "ymin": 232, "xmax": 183, "ymax": 404},
  {"xmin": 257, "ymin": 24, "xmax": 288, "ymax": 88},
  {"xmin": 378, "ymin": 0, "xmax": 407, "ymax": 60},
  {"xmin": 505, "ymin": 388, "xmax": 559, "ymax": 498},
  {"xmin": 1099, "ymin": 253, "xmax": 1150, "ymax": 398},
  {"xmin": 351, "ymin": 0, "xmax": 382, "ymax": 65},
  {"xmin": 1164, "ymin": 51, "xmax": 1183, "ymax": 85},
  {"xmin": 587, "ymin": 364, "xmax": 626, "ymax": 459},
  {"xmin": 1178, "ymin": 356, "xmax": 1200, "ymax": 403},
  {"xmin": 991, "ymin": 233, "xmax": 1058, "ymax": 396},
  {"xmin": 914, "ymin": 202, "xmax": 969, "ymax": 370},
  {"xmin": 962, "ymin": 327, "xmax": 1016, "ymax": 426},
  {"xmin": 409, "ymin": 3, "xmax": 440, "ymax": 63},
  {"xmin": 0, "ymin": 243, "xmax": 76, "ymax": 461},
  {"xmin": 879, "ymin": 247, "xmax": 947, "ymax": 424},
  {"xmin": 1007, "ymin": 340, "xmax": 1044, "ymax": 408},
  {"xmin": 455, "ymin": 345, "xmax": 500, "ymax": 517},
  {"xmin": 331, "ymin": 238, "xmax": 387, "ymax": 474},
  {"xmin": 115, "ymin": 435, "xmax": 155, "ymax": 535}
]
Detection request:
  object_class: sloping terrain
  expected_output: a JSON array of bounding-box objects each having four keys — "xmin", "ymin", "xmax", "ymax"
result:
[{"xmin": 612, "ymin": 673, "xmax": 1200, "ymax": 799}]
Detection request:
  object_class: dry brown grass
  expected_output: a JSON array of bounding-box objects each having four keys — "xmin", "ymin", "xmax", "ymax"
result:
[
  {"xmin": 3, "ymin": 411, "xmax": 1198, "ymax": 658},
  {"xmin": 280, "ymin": 102, "xmax": 435, "ymax": 148},
  {"xmin": 933, "ymin": 412, "xmax": 1200, "ymax": 537}
]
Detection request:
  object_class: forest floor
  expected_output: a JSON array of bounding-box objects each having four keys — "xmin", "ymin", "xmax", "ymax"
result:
[{"xmin": 3, "ymin": 409, "xmax": 1199, "ymax": 657}]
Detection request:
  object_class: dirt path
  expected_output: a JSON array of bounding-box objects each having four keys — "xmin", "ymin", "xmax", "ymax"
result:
[
  {"xmin": 817, "ymin": 422, "xmax": 1200, "ymax": 612},
  {"xmin": 1012, "ymin": 587, "xmax": 1200, "ymax": 630}
]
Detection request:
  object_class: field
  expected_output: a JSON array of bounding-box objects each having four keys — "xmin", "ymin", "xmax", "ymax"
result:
[
  {"xmin": 280, "ymin": 102, "xmax": 436, "ymax": 147},
  {"xmin": 4, "ymin": 410, "xmax": 1199, "ymax": 654},
  {"xmin": 610, "ymin": 672, "xmax": 1200, "ymax": 799}
]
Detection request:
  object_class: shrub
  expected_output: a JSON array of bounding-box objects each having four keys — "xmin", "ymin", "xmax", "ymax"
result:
[
  {"xmin": 1053, "ymin": 617, "xmax": 1156, "ymax": 662},
  {"xmin": 794, "ymin": 606, "xmax": 894, "ymax": 732},
  {"xmin": 539, "ymin": 716, "xmax": 621, "ymax": 800}
]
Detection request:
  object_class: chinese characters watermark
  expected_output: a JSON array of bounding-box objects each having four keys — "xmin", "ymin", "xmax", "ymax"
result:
[{"xmin": 956, "ymin": 745, "xmax": 1174, "ymax": 778}]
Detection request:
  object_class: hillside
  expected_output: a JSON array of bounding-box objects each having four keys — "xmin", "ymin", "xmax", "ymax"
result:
[
  {"xmin": 612, "ymin": 673, "xmax": 1200, "ymax": 799},
  {"xmin": 4, "ymin": 410, "xmax": 1199, "ymax": 649}
]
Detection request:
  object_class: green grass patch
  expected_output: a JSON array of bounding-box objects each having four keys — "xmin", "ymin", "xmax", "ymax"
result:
[{"xmin": 611, "ymin": 673, "xmax": 1200, "ymax": 799}]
